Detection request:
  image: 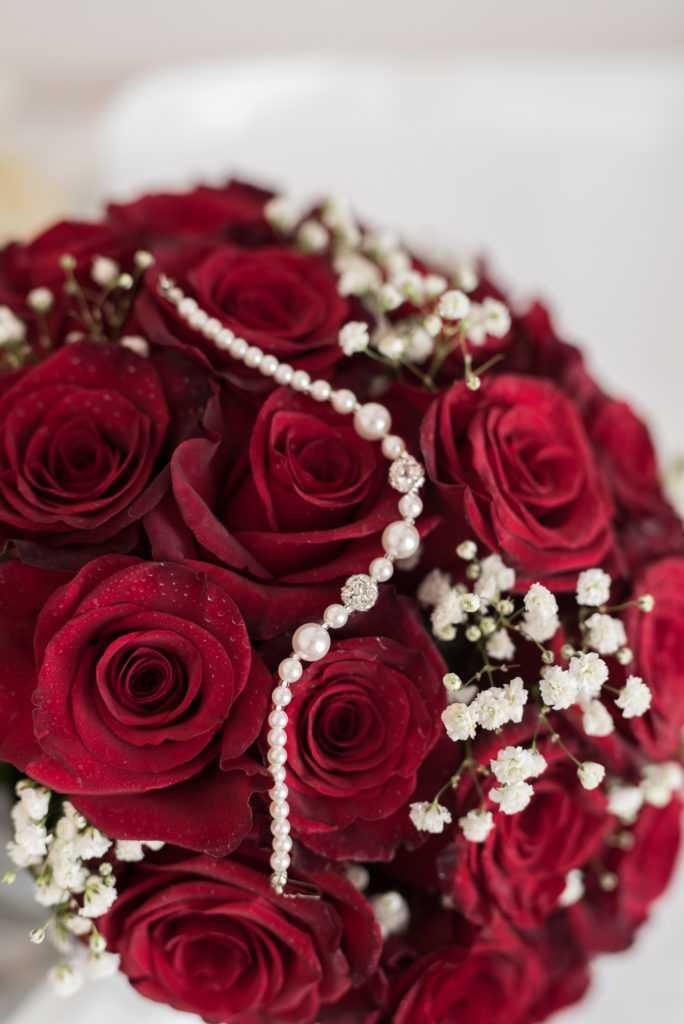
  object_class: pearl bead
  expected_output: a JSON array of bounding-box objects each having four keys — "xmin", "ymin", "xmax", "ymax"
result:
[
  {"xmin": 274, "ymin": 363, "xmax": 294, "ymax": 385},
  {"xmin": 381, "ymin": 434, "xmax": 405, "ymax": 459},
  {"xmin": 168, "ymin": 286, "xmax": 183, "ymax": 305},
  {"xmin": 382, "ymin": 520, "xmax": 420, "ymax": 559},
  {"xmin": 260, "ymin": 354, "xmax": 279, "ymax": 376},
  {"xmin": 271, "ymin": 818, "xmax": 290, "ymax": 837},
  {"xmin": 292, "ymin": 623, "xmax": 331, "ymax": 662},
  {"xmin": 178, "ymin": 297, "xmax": 198, "ymax": 318},
  {"xmin": 267, "ymin": 728, "xmax": 287, "ymax": 748},
  {"xmin": 244, "ymin": 345, "xmax": 263, "ymax": 367},
  {"xmin": 278, "ymin": 658, "xmax": 302, "ymax": 683},
  {"xmin": 202, "ymin": 317, "xmax": 222, "ymax": 339},
  {"xmin": 270, "ymin": 765, "xmax": 286, "ymax": 784},
  {"xmin": 189, "ymin": 308, "xmax": 208, "ymax": 330},
  {"xmin": 354, "ymin": 402, "xmax": 392, "ymax": 440},
  {"xmin": 269, "ymin": 710, "xmax": 288, "ymax": 730},
  {"xmin": 216, "ymin": 328, "xmax": 234, "ymax": 350},
  {"xmin": 269, "ymin": 782, "xmax": 288, "ymax": 801},
  {"xmin": 230, "ymin": 338, "xmax": 248, "ymax": 359},
  {"xmin": 398, "ymin": 493, "xmax": 423, "ymax": 519},
  {"xmin": 270, "ymin": 800, "xmax": 290, "ymax": 819},
  {"xmin": 310, "ymin": 379, "xmax": 332, "ymax": 402},
  {"xmin": 272, "ymin": 834, "xmax": 292, "ymax": 854},
  {"xmin": 331, "ymin": 388, "xmax": 357, "ymax": 414},
  {"xmin": 267, "ymin": 747, "xmax": 287, "ymax": 766},
  {"xmin": 370, "ymin": 556, "xmax": 394, "ymax": 582},
  {"xmin": 323, "ymin": 603, "xmax": 349, "ymax": 629},
  {"xmin": 270, "ymin": 852, "xmax": 290, "ymax": 873},
  {"xmin": 272, "ymin": 685, "xmax": 293, "ymax": 706},
  {"xmin": 291, "ymin": 370, "xmax": 311, "ymax": 392}
]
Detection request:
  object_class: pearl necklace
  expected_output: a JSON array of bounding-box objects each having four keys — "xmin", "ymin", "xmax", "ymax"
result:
[{"xmin": 157, "ymin": 274, "xmax": 426, "ymax": 895}]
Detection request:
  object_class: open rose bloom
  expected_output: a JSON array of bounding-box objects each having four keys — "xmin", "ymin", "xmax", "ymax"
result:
[{"xmin": 1, "ymin": 181, "xmax": 683, "ymax": 1024}]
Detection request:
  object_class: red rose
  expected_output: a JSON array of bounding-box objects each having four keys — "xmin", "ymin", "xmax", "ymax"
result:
[
  {"xmin": 98, "ymin": 848, "xmax": 381, "ymax": 1024},
  {"xmin": 437, "ymin": 734, "xmax": 611, "ymax": 927},
  {"xmin": 268, "ymin": 594, "xmax": 446, "ymax": 861},
  {"xmin": 0, "ymin": 340, "xmax": 170, "ymax": 566},
  {"xmin": 0, "ymin": 556, "xmax": 273, "ymax": 854},
  {"xmin": 147, "ymin": 387, "xmax": 414, "ymax": 584},
  {"xmin": 107, "ymin": 180, "xmax": 275, "ymax": 247},
  {"xmin": 624, "ymin": 558, "xmax": 684, "ymax": 758},
  {"xmin": 421, "ymin": 375, "xmax": 615, "ymax": 585},
  {"xmin": 138, "ymin": 244, "xmax": 349, "ymax": 379}
]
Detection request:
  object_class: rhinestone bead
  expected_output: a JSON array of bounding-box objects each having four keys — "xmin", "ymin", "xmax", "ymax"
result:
[
  {"xmin": 340, "ymin": 574, "xmax": 379, "ymax": 611},
  {"xmin": 388, "ymin": 454, "xmax": 425, "ymax": 493}
]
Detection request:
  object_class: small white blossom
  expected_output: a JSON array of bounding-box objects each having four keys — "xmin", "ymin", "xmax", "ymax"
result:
[
  {"xmin": 13, "ymin": 821, "xmax": 49, "ymax": 859},
  {"xmin": 86, "ymin": 951, "xmax": 121, "ymax": 979},
  {"xmin": 114, "ymin": 840, "xmax": 145, "ymax": 862},
  {"xmin": 405, "ymin": 326, "xmax": 434, "ymax": 363},
  {"xmin": 641, "ymin": 762, "xmax": 684, "ymax": 807},
  {"xmin": 16, "ymin": 782, "xmax": 51, "ymax": 821},
  {"xmin": 49, "ymin": 963, "xmax": 84, "ymax": 997},
  {"xmin": 417, "ymin": 569, "xmax": 452, "ymax": 606},
  {"xmin": 607, "ymin": 783, "xmax": 644, "ymax": 823},
  {"xmin": 481, "ymin": 298, "xmax": 511, "ymax": 338},
  {"xmin": 376, "ymin": 331, "xmax": 406, "ymax": 360},
  {"xmin": 576, "ymin": 568, "xmax": 611, "ymax": 606},
  {"xmin": 438, "ymin": 289, "xmax": 470, "ymax": 321},
  {"xmin": 423, "ymin": 313, "xmax": 443, "ymax": 337},
  {"xmin": 471, "ymin": 686, "xmax": 509, "ymax": 730},
  {"xmin": 74, "ymin": 827, "xmax": 112, "ymax": 860},
  {"xmin": 522, "ymin": 583, "xmax": 559, "ymax": 643},
  {"xmin": 377, "ymin": 282, "xmax": 403, "ymax": 311},
  {"xmin": 558, "ymin": 869, "xmax": 585, "ymax": 907},
  {"xmin": 143, "ymin": 840, "xmax": 165, "ymax": 852},
  {"xmin": 264, "ymin": 195, "xmax": 300, "ymax": 232},
  {"xmin": 458, "ymin": 808, "xmax": 495, "ymax": 843},
  {"xmin": 502, "ymin": 676, "xmax": 528, "ymax": 723},
  {"xmin": 441, "ymin": 703, "xmax": 478, "ymax": 742},
  {"xmin": 6, "ymin": 840, "xmax": 43, "ymax": 868},
  {"xmin": 569, "ymin": 652, "xmax": 609, "ymax": 701},
  {"xmin": 474, "ymin": 554, "xmax": 515, "ymax": 602},
  {"xmin": 578, "ymin": 761, "xmax": 605, "ymax": 790},
  {"xmin": 338, "ymin": 321, "xmax": 369, "ymax": 356},
  {"xmin": 0, "ymin": 305, "xmax": 27, "ymax": 345},
  {"xmin": 638, "ymin": 594, "xmax": 655, "ymax": 612},
  {"xmin": 490, "ymin": 746, "xmax": 546, "ymax": 785},
  {"xmin": 345, "ymin": 864, "xmax": 370, "ymax": 891},
  {"xmin": 584, "ymin": 613, "xmax": 627, "ymax": 655},
  {"xmin": 120, "ymin": 335, "xmax": 150, "ymax": 358},
  {"xmin": 455, "ymin": 265, "xmax": 479, "ymax": 293},
  {"xmin": 486, "ymin": 628, "xmax": 515, "ymax": 662},
  {"xmin": 423, "ymin": 273, "xmax": 448, "ymax": 299},
  {"xmin": 27, "ymin": 287, "xmax": 55, "ymax": 313},
  {"xmin": 443, "ymin": 673, "xmax": 463, "ymax": 693},
  {"xmin": 540, "ymin": 666, "xmax": 578, "ymax": 711},
  {"xmin": 615, "ymin": 676, "xmax": 652, "ymax": 718},
  {"xmin": 64, "ymin": 915, "xmax": 92, "ymax": 936},
  {"xmin": 91, "ymin": 255, "xmax": 120, "ymax": 288},
  {"xmin": 34, "ymin": 876, "xmax": 67, "ymax": 907},
  {"xmin": 456, "ymin": 540, "xmax": 478, "ymax": 561},
  {"xmin": 369, "ymin": 891, "xmax": 410, "ymax": 938},
  {"xmin": 49, "ymin": 841, "xmax": 88, "ymax": 893},
  {"xmin": 334, "ymin": 253, "xmax": 382, "ymax": 296},
  {"xmin": 490, "ymin": 781, "xmax": 534, "ymax": 814},
  {"xmin": 297, "ymin": 219, "xmax": 329, "ymax": 253},
  {"xmin": 581, "ymin": 699, "xmax": 615, "ymax": 737},
  {"xmin": 392, "ymin": 269, "xmax": 424, "ymax": 303},
  {"xmin": 447, "ymin": 683, "xmax": 478, "ymax": 706},
  {"xmin": 79, "ymin": 876, "xmax": 117, "ymax": 918},
  {"xmin": 409, "ymin": 801, "xmax": 452, "ymax": 834}
]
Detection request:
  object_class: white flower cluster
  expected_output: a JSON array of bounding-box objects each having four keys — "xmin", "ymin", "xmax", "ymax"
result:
[
  {"xmin": 608, "ymin": 763, "xmax": 684, "ymax": 822},
  {"xmin": 409, "ymin": 801, "xmax": 452, "ymax": 834},
  {"xmin": 0, "ymin": 305, "xmax": 27, "ymax": 346},
  {"xmin": 488, "ymin": 745, "xmax": 547, "ymax": 815}
]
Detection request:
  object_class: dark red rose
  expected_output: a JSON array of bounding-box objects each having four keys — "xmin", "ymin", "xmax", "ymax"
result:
[
  {"xmin": 265, "ymin": 594, "xmax": 446, "ymax": 861},
  {"xmin": 437, "ymin": 733, "xmax": 612, "ymax": 927},
  {"xmin": 421, "ymin": 375, "xmax": 615, "ymax": 586},
  {"xmin": 565, "ymin": 798, "xmax": 682, "ymax": 954},
  {"xmin": 107, "ymin": 181, "xmax": 275, "ymax": 247},
  {"xmin": 137, "ymin": 244, "xmax": 349, "ymax": 380},
  {"xmin": 147, "ymin": 386, "xmax": 421, "ymax": 584},
  {"xmin": 623, "ymin": 558, "xmax": 684, "ymax": 759},
  {"xmin": 98, "ymin": 847, "xmax": 381, "ymax": 1024},
  {"xmin": 0, "ymin": 556, "xmax": 273, "ymax": 855},
  {"xmin": 0, "ymin": 340, "xmax": 171, "ymax": 566}
]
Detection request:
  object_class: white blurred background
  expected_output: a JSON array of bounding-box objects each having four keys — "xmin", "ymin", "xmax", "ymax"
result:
[{"xmin": 0, "ymin": 3, "xmax": 683, "ymax": 1023}]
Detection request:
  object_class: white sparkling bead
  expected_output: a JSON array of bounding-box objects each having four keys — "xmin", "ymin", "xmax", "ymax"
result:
[
  {"xmin": 272, "ymin": 685, "xmax": 293, "ymax": 706},
  {"xmin": 178, "ymin": 297, "xmax": 198, "ymax": 318},
  {"xmin": 310, "ymin": 379, "xmax": 332, "ymax": 402},
  {"xmin": 370, "ymin": 556, "xmax": 394, "ymax": 582},
  {"xmin": 189, "ymin": 309, "xmax": 208, "ymax": 330},
  {"xmin": 269, "ymin": 710, "xmax": 288, "ymax": 730},
  {"xmin": 272, "ymin": 834, "xmax": 292, "ymax": 854},
  {"xmin": 291, "ymin": 370, "xmax": 311, "ymax": 392},
  {"xmin": 271, "ymin": 818, "xmax": 290, "ymax": 837},
  {"xmin": 267, "ymin": 728, "xmax": 287, "ymax": 748},
  {"xmin": 382, "ymin": 520, "xmax": 420, "ymax": 559},
  {"xmin": 270, "ymin": 765, "xmax": 286, "ymax": 784},
  {"xmin": 354, "ymin": 402, "xmax": 392, "ymax": 440},
  {"xmin": 230, "ymin": 338, "xmax": 248, "ymax": 359},
  {"xmin": 292, "ymin": 622, "xmax": 330, "ymax": 661},
  {"xmin": 278, "ymin": 658, "xmax": 302, "ymax": 683},
  {"xmin": 270, "ymin": 800, "xmax": 290, "ymax": 819},
  {"xmin": 269, "ymin": 782, "xmax": 288, "ymax": 801},
  {"xmin": 274, "ymin": 363, "xmax": 294, "ymax": 385},
  {"xmin": 202, "ymin": 317, "xmax": 222, "ymax": 339},
  {"xmin": 340, "ymin": 574, "xmax": 379, "ymax": 611},
  {"xmin": 331, "ymin": 388, "xmax": 357, "ymax": 415},
  {"xmin": 267, "ymin": 747, "xmax": 287, "ymax": 766},
  {"xmin": 382, "ymin": 435, "xmax": 405, "ymax": 459},
  {"xmin": 216, "ymin": 328, "xmax": 234, "ymax": 350},
  {"xmin": 244, "ymin": 345, "xmax": 263, "ymax": 368},
  {"xmin": 260, "ymin": 354, "xmax": 279, "ymax": 376},
  {"xmin": 270, "ymin": 852, "xmax": 290, "ymax": 873},
  {"xmin": 398, "ymin": 493, "xmax": 423, "ymax": 519},
  {"xmin": 323, "ymin": 603, "xmax": 349, "ymax": 629}
]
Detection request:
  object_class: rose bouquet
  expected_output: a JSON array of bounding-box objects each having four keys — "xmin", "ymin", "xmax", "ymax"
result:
[{"xmin": 1, "ymin": 180, "xmax": 683, "ymax": 1024}]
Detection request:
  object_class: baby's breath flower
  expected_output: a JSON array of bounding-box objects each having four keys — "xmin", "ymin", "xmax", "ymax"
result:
[
  {"xmin": 16, "ymin": 781, "xmax": 51, "ymax": 821},
  {"xmin": 369, "ymin": 891, "xmax": 410, "ymax": 938},
  {"xmin": 502, "ymin": 676, "xmax": 528, "ymax": 724},
  {"xmin": 0, "ymin": 305, "xmax": 27, "ymax": 345},
  {"xmin": 480, "ymin": 297, "xmax": 511, "ymax": 338},
  {"xmin": 27, "ymin": 287, "xmax": 54, "ymax": 313},
  {"xmin": 441, "ymin": 702, "xmax": 478, "ymax": 742},
  {"xmin": 474, "ymin": 554, "xmax": 515, "ymax": 601},
  {"xmin": 584, "ymin": 613, "xmax": 627, "ymax": 655},
  {"xmin": 465, "ymin": 624, "xmax": 481, "ymax": 642},
  {"xmin": 377, "ymin": 282, "xmax": 403, "ymax": 311},
  {"xmin": 558, "ymin": 869, "xmax": 585, "ymax": 907},
  {"xmin": 456, "ymin": 540, "xmax": 478, "ymax": 561},
  {"xmin": 522, "ymin": 583, "xmax": 559, "ymax": 643},
  {"xmin": 458, "ymin": 808, "xmax": 495, "ymax": 843},
  {"xmin": 114, "ymin": 840, "xmax": 145, "ymax": 862},
  {"xmin": 345, "ymin": 864, "xmax": 370, "ymax": 891},
  {"xmin": 443, "ymin": 673, "xmax": 463, "ymax": 693},
  {"xmin": 487, "ymin": 628, "xmax": 515, "ymax": 662},
  {"xmin": 490, "ymin": 745, "xmax": 546, "ymax": 785},
  {"xmin": 581, "ymin": 699, "xmax": 615, "ymax": 737},
  {"xmin": 539, "ymin": 665, "xmax": 578, "ymax": 711},
  {"xmin": 569, "ymin": 652, "xmax": 609, "ymax": 701},
  {"xmin": 335, "ymin": 253, "xmax": 382, "ymax": 296},
  {"xmin": 120, "ymin": 335, "xmax": 150, "ymax": 358},
  {"xmin": 438, "ymin": 289, "xmax": 470, "ymax": 321},
  {"xmin": 490, "ymin": 781, "xmax": 534, "ymax": 814},
  {"xmin": 264, "ymin": 195, "xmax": 300, "ymax": 232},
  {"xmin": 405, "ymin": 326, "xmax": 434, "ymax": 363},
  {"xmin": 471, "ymin": 686, "xmax": 508, "ymax": 730},
  {"xmin": 74, "ymin": 827, "xmax": 111, "ymax": 860},
  {"xmin": 376, "ymin": 332, "xmax": 406, "ymax": 360},
  {"xmin": 91, "ymin": 255, "xmax": 120, "ymax": 288},
  {"xmin": 423, "ymin": 313, "xmax": 442, "ymax": 337},
  {"xmin": 409, "ymin": 801, "xmax": 452, "ymax": 834},
  {"xmin": 638, "ymin": 594, "xmax": 655, "ymax": 612},
  {"xmin": 297, "ymin": 219, "xmax": 329, "ymax": 253},
  {"xmin": 607, "ymin": 783, "xmax": 644, "ymax": 823},
  {"xmin": 338, "ymin": 321, "xmax": 369, "ymax": 356},
  {"xmin": 616, "ymin": 647, "xmax": 633, "ymax": 665},
  {"xmin": 80, "ymin": 875, "xmax": 118, "ymax": 918},
  {"xmin": 576, "ymin": 568, "xmax": 611, "ymax": 606},
  {"xmin": 640, "ymin": 762, "xmax": 684, "ymax": 807},
  {"xmin": 455, "ymin": 265, "xmax": 479, "ymax": 293},
  {"xmin": 615, "ymin": 676, "xmax": 652, "ymax": 718},
  {"xmin": 423, "ymin": 273, "xmax": 448, "ymax": 299},
  {"xmin": 578, "ymin": 761, "xmax": 605, "ymax": 790},
  {"xmin": 417, "ymin": 568, "xmax": 451, "ymax": 607},
  {"xmin": 392, "ymin": 269, "xmax": 424, "ymax": 304},
  {"xmin": 461, "ymin": 593, "xmax": 481, "ymax": 614},
  {"xmin": 49, "ymin": 963, "xmax": 84, "ymax": 997}
]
